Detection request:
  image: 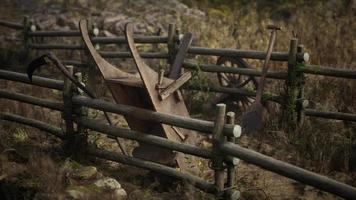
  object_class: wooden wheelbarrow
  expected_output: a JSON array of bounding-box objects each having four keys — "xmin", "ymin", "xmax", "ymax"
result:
[{"xmin": 79, "ymin": 20, "xmax": 197, "ymax": 172}]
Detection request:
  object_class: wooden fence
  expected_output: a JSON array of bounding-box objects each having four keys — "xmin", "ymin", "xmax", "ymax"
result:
[
  {"xmin": 1, "ymin": 18, "xmax": 356, "ymax": 199},
  {"xmin": 1, "ymin": 69, "xmax": 356, "ymax": 199},
  {"xmin": 1, "ymin": 18, "xmax": 356, "ymax": 131}
]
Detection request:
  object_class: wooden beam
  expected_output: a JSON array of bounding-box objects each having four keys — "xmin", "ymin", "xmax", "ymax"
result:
[
  {"xmin": 298, "ymin": 64, "xmax": 356, "ymax": 79},
  {"xmin": 86, "ymin": 147, "xmax": 217, "ymax": 193},
  {"xmin": 71, "ymin": 96, "xmax": 240, "ymax": 137},
  {"xmin": 183, "ymin": 62, "xmax": 287, "ymax": 80},
  {"xmin": 0, "ymin": 69, "xmax": 64, "ymax": 90},
  {"xmin": 220, "ymin": 142, "xmax": 356, "ymax": 199},
  {"xmin": 0, "ymin": 112, "xmax": 65, "ymax": 139},
  {"xmin": 304, "ymin": 109, "xmax": 356, "ymax": 122},
  {"xmin": 0, "ymin": 89, "xmax": 64, "ymax": 111},
  {"xmin": 159, "ymin": 71, "xmax": 192, "ymax": 100},
  {"xmin": 75, "ymin": 117, "xmax": 213, "ymax": 159}
]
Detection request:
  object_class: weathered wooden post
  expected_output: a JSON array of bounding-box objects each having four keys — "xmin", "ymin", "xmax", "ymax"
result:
[
  {"xmin": 73, "ymin": 72, "xmax": 88, "ymax": 152},
  {"xmin": 212, "ymin": 103, "xmax": 227, "ymax": 198},
  {"xmin": 224, "ymin": 111, "xmax": 241, "ymax": 200},
  {"xmin": 167, "ymin": 23, "xmax": 177, "ymax": 67},
  {"xmin": 296, "ymin": 44, "xmax": 307, "ymax": 124},
  {"xmin": 284, "ymin": 38, "xmax": 299, "ymax": 132},
  {"xmin": 22, "ymin": 16, "xmax": 31, "ymax": 61},
  {"xmin": 62, "ymin": 65, "xmax": 75, "ymax": 154}
]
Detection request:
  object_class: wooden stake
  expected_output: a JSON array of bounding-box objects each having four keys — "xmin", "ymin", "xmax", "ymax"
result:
[
  {"xmin": 225, "ymin": 112, "xmax": 240, "ymax": 200},
  {"xmin": 284, "ymin": 38, "xmax": 298, "ymax": 132},
  {"xmin": 63, "ymin": 65, "xmax": 75, "ymax": 154},
  {"xmin": 167, "ymin": 23, "xmax": 176, "ymax": 66},
  {"xmin": 212, "ymin": 103, "xmax": 226, "ymax": 197},
  {"xmin": 296, "ymin": 44, "xmax": 306, "ymax": 124}
]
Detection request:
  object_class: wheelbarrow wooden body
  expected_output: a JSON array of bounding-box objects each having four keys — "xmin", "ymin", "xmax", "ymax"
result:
[{"xmin": 79, "ymin": 20, "xmax": 197, "ymax": 172}]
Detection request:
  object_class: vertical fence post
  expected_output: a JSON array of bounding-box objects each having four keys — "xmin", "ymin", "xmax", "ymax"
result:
[
  {"xmin": 284, "ymin": 38, "xmax": 299, "ymax": 132},
  {"xmin": 73, "ymin": 72, "xmax": 88, "ymax": 154},
  {"xmin": 167, "ymin": 23, "xmax": 176, "ymax": 67},
  {"xmin": 212, "ymin": 103, "xmax": 226, "ymax": 198},
  {"xmin": 296, "ymin": 44, "xmax": 306, "ymax": 124},
  {"xmin": 62, "ymin": 65, "xmax": 75, "ymax": 154},
  {"xmin": 224, "ymin": 112, "xmax": 241, "ymax": 200},
  {"xmin": 22, "ymin": 16, "xmax": 30, "ymax": 60}
]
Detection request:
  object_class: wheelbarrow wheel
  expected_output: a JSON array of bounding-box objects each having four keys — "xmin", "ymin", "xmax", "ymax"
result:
[{"xmin": 216, "ymin": 56, "xmax": 259, "ymax": 112}]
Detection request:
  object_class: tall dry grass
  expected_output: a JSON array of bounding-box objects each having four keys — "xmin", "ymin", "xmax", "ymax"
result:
[{"xmin": 179, "ymin": 0, "xmax": 356, "ymax": 173}]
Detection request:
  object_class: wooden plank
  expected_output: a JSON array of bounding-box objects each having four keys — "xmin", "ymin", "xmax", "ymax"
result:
[
  {"xmin": 168, "ymin": 33, "xmax": 193, "ymax": 79},
  {"xmin": 71, "ymin": 96, "xmax": 239, "ymax": 137},
  {"xmin": 125, "ymin": 23, "xmax": 199, "ymax": 172},
  {"xmin": 159, "ymin": 71, "xmax": 192, "ymax": 100},
  {"xmin": 80, "ymin": 20, "xmax": 181, "ymax": 167}
]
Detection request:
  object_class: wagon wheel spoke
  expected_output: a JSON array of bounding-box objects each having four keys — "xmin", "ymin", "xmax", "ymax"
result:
[
  {"xmin": 236, "ymin": 76, "xmax": 254, "ymax": 88},
  {"xmin": 216, "ymin": 56, "xmax": 259, "ymax": 112}
]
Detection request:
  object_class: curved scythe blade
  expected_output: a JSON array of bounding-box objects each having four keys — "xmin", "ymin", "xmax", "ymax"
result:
[{"xmin": 27, "ymin": 55, "xmax": 49, "ymax": 81}]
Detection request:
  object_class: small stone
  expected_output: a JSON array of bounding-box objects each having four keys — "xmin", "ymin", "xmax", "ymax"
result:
[
  {"xmin": 94, "ymin": 177, "xmax": 121, "ymax": 190},
  {"xmin": 72, "ymin": 166, "xmax": 97, "ymax": 180},
  {"xmin": 66, "ymin": 186, "xmax": 88, "ymax": 199},
  {"xmin": 114, "ymin": 188, "xmax": 127, "ymax": 199}
]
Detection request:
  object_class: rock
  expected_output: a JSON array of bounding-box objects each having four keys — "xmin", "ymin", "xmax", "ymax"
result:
[
  {"xmin": 114, "ymin": 188, "xmax": 128, "ymax": 199},
  {"xmin": 94, "ymin": 177, "xmax": 127, "ymax": 199},
  {"xmin": 66, "ymin": 186, "xmax": 89, "ymax": 199},
  {"xmin": 72, "ymin": 166, "xmax": 97, "ymax": 180},
  {"xmin": 94, "ymin": 177, "xmax": 121, "ymax": 190}
]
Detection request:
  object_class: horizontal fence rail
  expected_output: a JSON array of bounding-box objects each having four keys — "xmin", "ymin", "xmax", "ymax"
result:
[
  {"xmin": 0, "ymin": 112, "xmax": 65, "ymax": 139},
  {"xmin": 86, "ymin": 147, "xmax": 216, "ymax": 193},
  {"xmin": 72, "ymin": 96, "xmax": 240, "ymax": 137},
  {"xmin": 0, "ymin": 111, "xmax": 216, "ymax": 193},
  {"xmin": 298, "ymin": 64, "xmax": 356, "ymax": 79},
  {"xmin": 28, "ymin": 30, "xmax": 80, "ymax": 37},
  {"xmin": 183, "ymin": 62, "xmax": 288, "ymax": 80},
  {"xmin": 62, "ymin": 60, "xmax": 88, "ymax": 68},
  {"xmin": 100, "ymin": 51, "xmax": 169, "ymax": 59},
  {"xmin": 185, "ymin": 84, "xmax": 283, "ymax": 104},
  {"xmin": 304, "ymin": 109, "xmax": 356, "ymax": 122},
  {"xmin": 28, "ymin": 31, "xmax": 170, "ymax": 43},
  {"xmin": 1, "ymin": 70, "xmax": 356, "ymax": 199},
  {"xmin": 0, "ymin": 19, "xmax": 23, "ymax": 30},
  {"xmin": 187, "ymin": 47, "xmax": 308, "ymax": 62},
  {"xmin": 0, "ymin": 89, "xmax": 64, "ymax": 111},
  {"xmin": 3, "ymin": 109, "xmax": 356, "ymax": 199},
  {"xmin": 221, "ymin": 142, "xmax": 356, "ymax": 199},
  {"xmin": 76, "ymin": 117, "xmax": 214, "ymax": 159},
  {"xmin": 0, "ymin": 69, "xmax": 64, "ymax": 90}
]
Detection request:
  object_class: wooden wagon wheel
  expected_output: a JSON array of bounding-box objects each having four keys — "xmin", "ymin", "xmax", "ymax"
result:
[{"xmin": 216, "ymin": 56, "xmax": 259, "ymax": 111}]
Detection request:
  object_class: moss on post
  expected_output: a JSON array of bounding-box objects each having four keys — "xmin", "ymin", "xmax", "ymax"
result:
[{"xmin": 283, "ymin": 38, "xmax": 299, "ymax": 132}]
